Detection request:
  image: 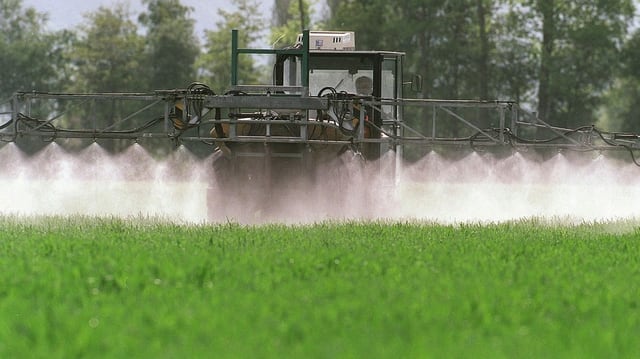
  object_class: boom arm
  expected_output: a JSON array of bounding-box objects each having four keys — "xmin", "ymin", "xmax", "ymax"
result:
[{"xmin": 3, "ymin": 89, "xmax": 639, "ymax": 156}]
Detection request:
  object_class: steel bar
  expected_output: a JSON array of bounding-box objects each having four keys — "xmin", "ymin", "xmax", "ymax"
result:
[
  {"xmin": 15, "ymin": 92, "xmax": 159, "ymax": 101},
  {"xmin": 204, "ymin": 95, "xmax": 328, "ymax": 110},
  {"xmin": 25, "ymin": 97, "xmax": 93, "ymax": 132},
  {"xmin": 100, "ymin": 99, "xmax": 163, "ymax": 133},
  {"xmin": 229, "ymin": 85, "xmax": 309, "ymax": 94},
  {"xmin": 516, "ymin": 109, "xmax": 587, "ymax": 148},
  {"xmin": 438, "ymin": 106, "xmax": 503, "ymax": 144},
  {"xmin": 364, "ymin": 98, "xmax": 515, "ymax": 109}
]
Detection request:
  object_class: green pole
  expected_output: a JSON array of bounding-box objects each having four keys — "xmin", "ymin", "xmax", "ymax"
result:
[
  {"xmin": 231, "ymin": 29, "xmax": 238, "ymax": 86},
  {"xmin": 301, "ymin": 29, "xmax": 309, "ymax": 89}
]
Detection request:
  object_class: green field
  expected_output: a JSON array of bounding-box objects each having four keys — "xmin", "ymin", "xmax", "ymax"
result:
[{"xmin": 1, "ymin": 216, "xmax": 639, "ymax": 358}]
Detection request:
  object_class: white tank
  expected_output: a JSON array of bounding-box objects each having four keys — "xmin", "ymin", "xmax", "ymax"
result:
[{"xmin": 296, "ymin": 31, "xmax": 356, "ymax": 51}]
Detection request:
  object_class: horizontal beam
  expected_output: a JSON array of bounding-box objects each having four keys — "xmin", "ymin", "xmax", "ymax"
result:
[
  {"xmin": 363, "ymin": 98, "xmax": 515, "ymax": 109},
  {"xmin": 14, "ymin": 92, "xmax": 159, "ymax": 101},
  {"xmin": 4, "ymin": 129, "xmax": 637, "ymax": 152},
  {"xmin": 204, "ymin": 95, "xmax": 328, "ymax": 110},
  {"xmin": 228, "ymin": 85, "xmax": 309, "ymax": 94}
]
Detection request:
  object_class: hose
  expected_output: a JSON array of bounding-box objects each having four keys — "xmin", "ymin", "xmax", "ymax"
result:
[{"xmin": 0, "ymin": 119, "xmax": 13, "ymax": 130}]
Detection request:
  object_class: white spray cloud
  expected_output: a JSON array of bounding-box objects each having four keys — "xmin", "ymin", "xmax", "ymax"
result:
[
  {"xmin": 0, "ymin": 142, "xmax": 210, "ymax": 223},
  {"xmin": 396, "ymin": 150, "xmax": 640, "ymax": 224},
  {"xmin": 1, "ymin": 142, "xmax": 640, "ymax": 225}
]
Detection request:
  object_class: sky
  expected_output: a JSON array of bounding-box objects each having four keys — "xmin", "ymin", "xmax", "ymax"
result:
[{"xmin": 21, "ymin": 0, "xmax": 275, "ymax": 41}]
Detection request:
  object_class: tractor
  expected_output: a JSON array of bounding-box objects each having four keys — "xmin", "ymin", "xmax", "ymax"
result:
[{"xmin": 204, "ymin": 30, "xmax": 411, "ymax": 220}]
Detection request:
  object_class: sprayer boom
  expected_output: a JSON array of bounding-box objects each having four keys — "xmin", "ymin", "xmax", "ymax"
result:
[{"xmin": 2, "ymin": 90, "xmax": 638, "ymax": 154}]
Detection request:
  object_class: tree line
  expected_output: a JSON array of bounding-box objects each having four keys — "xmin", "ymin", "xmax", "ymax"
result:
[
  {"xmin": 0, "ymin": 0, "xmax": 263, "ymax": 99},
  {"xmin": 1, "ymin": 0, "xmax": 639, "ymax": 132}
]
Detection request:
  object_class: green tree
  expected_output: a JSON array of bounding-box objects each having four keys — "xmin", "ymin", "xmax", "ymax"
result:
[
  {"xmin": 476, "ymin": 0, "xmax": 491, "ymax": 100},
  {"xmin": 138, "ymin": 0, "xmax": 200, "ymax": 90},
  {"xmin": 270, "ymin": 0, "xmax": 313, "ymax": 47},
  {"xmin": 321, "ymin": 0, "xmax": 393, "ymax": 53},
  {"xmin": 492, "ymin": 4, "xmax": 538, "ymax": 105},
  {"xmin": 197, "ymin": 0, "xmax": 263, "ymax": 93},
  {"xmin": 70, "ymin": 4, "xmax": 145, "ymax": 93},
  {"xmin": 0, "ymin": 0, "xmax": 68, "ymax": 99},
  {"xmin": 526, "ymin": 0, "xmax": 634, "ymax": 127},
  {"xmin": 599, "ymin": 29, "xmax": 640, "ymax": 132}
]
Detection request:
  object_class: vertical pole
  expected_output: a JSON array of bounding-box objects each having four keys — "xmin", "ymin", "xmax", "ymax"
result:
[
  {"xmin": 395, "ymin": 102, "xmax": 403, "ymax": 188},
  {"xmin": 395, "ymin": 56, "xmax": 403, "ymax": 190},
  {"xmin": 90, "ymin": 100, "xmax": 97, "ymax": 134},
  {"xmin": 230, "ymin": 29, "xmax": 239, "ymax": 139},
  {"xmin": 231, "ymin": 29, "xmax": 239, "ymax": 86},
  {"xmin": 299, "ymin": 112, "xmax": 307, "ymax": 142},
  {"xmin": 11, "ymin": 95, "xmax": 19, "ymax": 138},
  {"xmin": 499, "ymin": 106, "xmax": 505, "ymax": 143},
  {"xmin": 301, "ymin": 29, "xmax": 309, "ymax": 92},
  {"xmin": 431, "ymin": 105, "xmax": 437, "ymax": 139},
  {"xmin": 298, "ymin": 0, "xmax": 305, "ymax": 31},
  {"xmin": 26, "ymin": 96, "xmax": 31, "ymax": 117},
  {"xmin": 511, "ymin": 105, "xmax": 518, "ymax": 138},
  {"xmin": 358, "ymin": 100, "xmax": 366, "ymax": 142},
  {"xmin": 163, "ymin": 100, "xmax": 170, "ymax": 133},
  {"xmin": 182, "ymin": 97, "xmax": 189, "ymax": 126}
]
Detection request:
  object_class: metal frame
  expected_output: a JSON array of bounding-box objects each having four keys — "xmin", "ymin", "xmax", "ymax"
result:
[
  {"xmin": 232, "ymin": 29, "xmax": 310, "ymax": 90},
  {"xmin": 3, "ymin": 91, "xmax": 636, "ymax": 153}
]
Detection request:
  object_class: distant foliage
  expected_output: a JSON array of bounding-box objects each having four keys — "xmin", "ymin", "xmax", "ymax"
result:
[
  {"xmin": 600, "ymin": 28, "xmax": 640, "ymax": 132},
  {"xmin": 139, "ymin": 0, "xmax": 200, "ymax": 90},
  {"xmin": 269, "ymin": 0, "xmax": 313, "ymax": 48},
  {"xmin": 0, "ymin": 0, "xmax": 67, "ymax": 99},
  {"xmin": 197, "ymin": 0, "xmax": 264, "ymax": 93},
  {"xmin": 69, "ymin": 5, "xmax": 146, "ymax": 93}
]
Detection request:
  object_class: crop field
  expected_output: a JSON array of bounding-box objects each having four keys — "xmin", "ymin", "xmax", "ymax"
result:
[{"xmin": 1, "ymin": 216, "xmax": 639, "ymax": 358}]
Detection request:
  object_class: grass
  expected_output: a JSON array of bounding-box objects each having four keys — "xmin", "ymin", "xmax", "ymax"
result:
[{"xmin": 1, "ymin": 216, "xmax": 639, "ymax": 358}]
